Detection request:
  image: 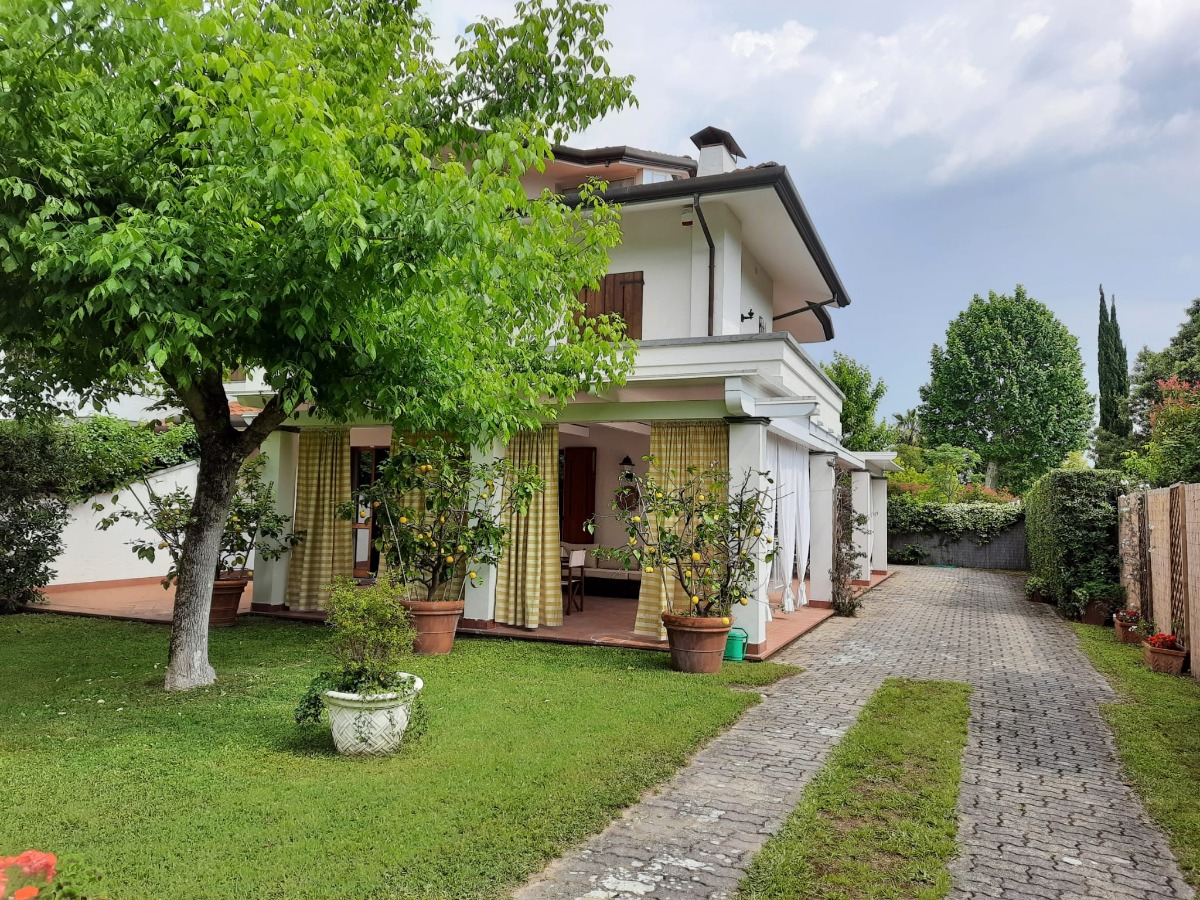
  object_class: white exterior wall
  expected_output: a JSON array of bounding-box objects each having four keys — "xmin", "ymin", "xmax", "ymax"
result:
[
  {"xmin": 51, "ymin": 461, "xmax": 199, "ymax": 585},
  {"xmin": 607, "ymin": 207, "xmax": 694, "ymax": 340},
  {"xmin": 741, "ymin": 249, "xmax": 773, "ymax": 335}
]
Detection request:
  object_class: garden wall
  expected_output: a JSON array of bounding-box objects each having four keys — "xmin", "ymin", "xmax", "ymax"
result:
[
  {"xmin": 1119, "ymin": 483, "xmax": 1199, "ymax": 678},
  {"xmin": 49, "ymin": 461, "xmax": 199, "ymax": 586},
  {"xmin": 890, "ymin": 521, "xmax": 1027, "ymax": 570}
]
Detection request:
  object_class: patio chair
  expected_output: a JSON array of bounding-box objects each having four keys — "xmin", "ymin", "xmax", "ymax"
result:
[{"xmin": 561, "ymin": 549, "xmax": 586, "ymax": 615}]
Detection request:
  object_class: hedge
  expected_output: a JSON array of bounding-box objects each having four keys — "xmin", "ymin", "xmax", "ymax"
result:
[
  {"xmin": 888, "ymin": 494, "xmax": 1023, "ymax": 545},
  {"xmin": 63, "ymin": 416, "xmax": 199, "ymax": 498},
  {"xmin": 1024, "ymin": 469, "xmax": 1124, "ymax": 616},
  {"xmin": 0, "ymin": 416, "xmax": 200, "ymax": 613},
  {"xmin": 0, "ymin": 421, "xmax": 76, "ymax": 612}
]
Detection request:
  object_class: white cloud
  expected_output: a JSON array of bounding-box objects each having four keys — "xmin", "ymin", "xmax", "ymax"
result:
[
  {"xmin": 728, "ymin": 21, "xmax": 816, "ymax": 75},
  {"xmin": 422, "ymin": 0, "xmax": 1200, "ymax": 187}
]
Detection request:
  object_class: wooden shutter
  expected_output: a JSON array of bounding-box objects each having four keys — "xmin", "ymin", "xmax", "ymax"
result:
[
  {"xmin": 578, "ymin": 271, "xmax": 644, "ymax": 340},
  {"xmin": 560, "ymin": 447, "xmax": 597, "ymax": 544}
]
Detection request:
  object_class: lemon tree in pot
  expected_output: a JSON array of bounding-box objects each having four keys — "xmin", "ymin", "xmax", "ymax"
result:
[
  {"xmin": 596, "ymin": 461, "xmax": 775, "ymax": 674},
  {"xmin": 97, "ymin": 455, "xmax": 302, "ymax": 626},
  {"xmin": 294, "ymin": 575, "xmax": 424, "ymax": 756},
  {"xmin": 345, "ymin": 437, "xmax": 543, "ymax": 654}
]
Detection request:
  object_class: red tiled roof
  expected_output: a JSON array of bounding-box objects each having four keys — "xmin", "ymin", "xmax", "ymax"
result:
[{"xmin": 228, "ymin": 402, "xmax": 262, "ymax": 417}]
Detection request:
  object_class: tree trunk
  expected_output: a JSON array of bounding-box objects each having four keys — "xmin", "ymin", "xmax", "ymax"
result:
[
  {"xmin": 164, "ymin": 440, "xmax": 242, "ymax": 691},
  {"xmin": 985, "ymin": 460, "xmax": 999, "ymax": 491}
]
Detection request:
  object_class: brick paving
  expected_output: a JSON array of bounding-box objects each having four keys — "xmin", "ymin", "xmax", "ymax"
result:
[{"xmin": 514, "ymin": 566, "xmax": 1194, "ymax": 900}]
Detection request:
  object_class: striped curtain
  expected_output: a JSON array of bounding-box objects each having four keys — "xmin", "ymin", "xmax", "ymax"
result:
[
  {"xmin": 285, "ymin": 429, "xmax": 354, "ymax": 611},
  {"xmin": 495, "ymin": 425, "xmax": 562, "ymax": 628},
  {"xmin": 634, "ymin": 420, "xmax": 730, "ymax": 639}
]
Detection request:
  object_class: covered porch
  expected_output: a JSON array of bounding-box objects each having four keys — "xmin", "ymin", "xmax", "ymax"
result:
[{"xmin": 223, "ymin": 334, "xmax": 897, "ymax": 659}]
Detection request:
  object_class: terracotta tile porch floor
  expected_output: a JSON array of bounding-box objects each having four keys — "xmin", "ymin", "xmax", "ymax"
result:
[{"xmin": 33, "ymin": 571, "xmax": 892, "ymax": 661}]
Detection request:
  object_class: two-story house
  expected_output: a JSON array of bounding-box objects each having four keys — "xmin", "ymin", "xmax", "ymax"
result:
[{"xmin": 235, "ymin": 127, "xmax": 897, "ymax": 659}]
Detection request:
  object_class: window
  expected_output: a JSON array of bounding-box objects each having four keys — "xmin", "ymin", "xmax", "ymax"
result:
[{"xmin": 579, "ymin": 271, "xmax": 644, "ymax": 340}]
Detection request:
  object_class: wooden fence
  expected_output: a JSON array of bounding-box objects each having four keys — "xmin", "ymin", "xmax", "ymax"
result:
[{"xmin": 1118, "ymin": 483, "xmax": 1200, "ymax": 676}]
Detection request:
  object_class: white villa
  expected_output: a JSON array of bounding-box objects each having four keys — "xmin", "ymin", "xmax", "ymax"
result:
[{"xmin": 224, "ymin": 126, "xmax": 898, "ymax": 658}]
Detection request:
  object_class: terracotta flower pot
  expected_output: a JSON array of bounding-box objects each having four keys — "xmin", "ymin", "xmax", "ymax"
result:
[
  {"xmin": 1142, "ymin": 642, "xmax": 1187, "ymax": 675},
  {"xmin": 209, "ymin": 577, "xmax": 248, "ymax": 628},
  {"xmin": 401, "ymin": 599, "xmax": 465, "ymax": 655},
  {"xmin": 1113, "ymin": 617, "xmax": 1142, "ymax": 645},
  {"xmin": 662, "ymin": 613, "xmax": 732, "ymax": 674},
  {"xmin": 1079, "ymin": 600, "xmax": 1108, "ymax": 626}
]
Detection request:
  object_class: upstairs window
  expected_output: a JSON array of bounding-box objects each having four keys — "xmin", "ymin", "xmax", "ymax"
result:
[{"xmin": 579, "ymin": 271, "xmax": 644, "ymax": 340}]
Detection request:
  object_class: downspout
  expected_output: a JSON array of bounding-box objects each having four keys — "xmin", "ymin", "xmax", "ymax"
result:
[{"xmin": 693, "ymin": 192, "xmax": 716, "ymax": 337}]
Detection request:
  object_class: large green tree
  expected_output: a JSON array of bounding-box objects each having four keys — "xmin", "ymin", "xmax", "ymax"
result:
[
  {"xmin": 919, "ymin": 286, "xmax": 1092, "ymax": 492},
  {"xmin": 820, "ymin": 352, "xmax": 894, "ymax": 452},
  {"xmin": 0, "ymin": 0, "xmax": 636, "ymax": 689}
]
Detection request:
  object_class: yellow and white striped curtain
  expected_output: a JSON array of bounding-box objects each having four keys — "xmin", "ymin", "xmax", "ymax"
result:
[
  {"xmin": 285, "ymin": 429, "xmax": 354, "ymax": 611},
  {"xmin": 634, "ymin": 420, "xmax": 730, "ymax": 639},
  {"xmin": 495, "ymin": 425, "xmax": 562, "ymax": 628}
]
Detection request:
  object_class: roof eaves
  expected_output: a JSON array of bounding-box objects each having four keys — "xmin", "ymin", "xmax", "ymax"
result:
[
  {"xmin": 552, "ymin": 143, "xmax": 697, "ymax": 174},
  {"xmin": 565, "ymin": 166, "xmax": 852, "ymax": 309}
]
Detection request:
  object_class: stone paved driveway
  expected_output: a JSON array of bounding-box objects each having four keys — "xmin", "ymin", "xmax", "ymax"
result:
[{"xmin": 514, "ymin": 566, "xmax": 1194, "ymax": 900}]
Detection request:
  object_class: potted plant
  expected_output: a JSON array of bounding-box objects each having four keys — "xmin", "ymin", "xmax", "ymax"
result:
[
  {"xmin": 1142, "ymin": 630, "xmax": 1188, "ymax": 676},
  {"xmin": 294, "ymin": 575, "xmax": 424, "ymax": 756},
  {"xmin": 597, "ymin": 461, "xmax": 775, "ymax": 674},
  {"xmin": 1113, "ymin": 608, "xmax": 1142, "ymax": 644},
  {"xmin": 1070, "ymin": 581, "xmax": 1126, "ymax": 625},
  {"xmin": 346, "ymin": 437, "xmax": 542, "ymax": 654},
  {"xmin": 98, "ymin": 455, "xmax": 303, "ymax": 626}
]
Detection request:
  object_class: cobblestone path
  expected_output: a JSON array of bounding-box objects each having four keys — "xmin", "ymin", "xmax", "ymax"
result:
[{"xmin": 513, "ymin": 566, "xmax": 1194, "ymax": 900}]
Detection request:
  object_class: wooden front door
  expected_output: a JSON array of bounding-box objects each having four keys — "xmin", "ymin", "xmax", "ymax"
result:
[{"xmin": 559, "ymin": 446, "xmax": 597, "ymax": 544}]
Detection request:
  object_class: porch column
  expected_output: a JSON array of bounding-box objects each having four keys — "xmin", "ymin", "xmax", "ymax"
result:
[
  {"xmin": 808, "ymin": 453, "xmax": 836, "ymax": 606},
  {"xmin": 851, "ymin": 470, "xmax": 872, "ymax": 584},
  {"xmin": 728, "ymin": 417, "xmax": 769, "ymax": 649},
  {"xmin": 871, "ymin": 476, "xmax": 888, "ymax": 574},
  {"xmin": 463, "ymin": 437, "xmax": 505, "ymax": 627},
  {"xmin": 251, "ymin": 428, "xmax": 300, "ymax": 611}
]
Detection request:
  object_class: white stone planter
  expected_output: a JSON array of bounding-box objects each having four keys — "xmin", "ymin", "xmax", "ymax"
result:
[{"xmin": 323, "ymin": 674, "xmax": 424, "ymax": 757}]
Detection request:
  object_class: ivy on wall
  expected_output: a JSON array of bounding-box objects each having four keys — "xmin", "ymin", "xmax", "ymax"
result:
[{"xmin": 888, "ymin": 494, "xmax": 1023, "ymax": 546}]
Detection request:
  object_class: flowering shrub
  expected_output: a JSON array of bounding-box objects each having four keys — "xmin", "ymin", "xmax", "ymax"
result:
[
  {"xmin": 1146, "ymin": 633, "xmax": 1184, "ymax": 651},
  {"xmin": 1124, "ymin": 377, "xmax": 1200, "ymax": 487},
  {"xmin": 1, "ymin": 850, "xmax": 55, "ymax": 899},
  {"xmin": 1114, "ymin": 608, "xmax": 1140, "ymax": 625}
]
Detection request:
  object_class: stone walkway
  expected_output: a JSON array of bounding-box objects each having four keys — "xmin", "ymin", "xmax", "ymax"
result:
[{"xmin": 514, "ymin": 566, "xmax": 1194, "ymax": 900}]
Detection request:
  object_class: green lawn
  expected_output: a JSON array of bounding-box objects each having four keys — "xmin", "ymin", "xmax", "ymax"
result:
[
  {"xmin": 738, "ymin": 678, "xmax": 972, "ymax": 900},
  {"xmin": 1072, "ymin": 623, "xmax": 1200, "ymax": 887},
  {"xmin": 0, "ymin": 614, "xmax": 796, "ymax": 900}
]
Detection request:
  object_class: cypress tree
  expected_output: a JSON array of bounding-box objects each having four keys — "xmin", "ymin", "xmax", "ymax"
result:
[
  {"xmin": 1109, "ymin": 295, "xmax": 1131, "ymax": 436},
  {"xmin": 1098, "ymin": 285, "xmax": 1116, "ymax": 432}
]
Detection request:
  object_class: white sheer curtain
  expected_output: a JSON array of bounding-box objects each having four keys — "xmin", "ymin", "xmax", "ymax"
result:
[{"xmin": 768, "ymin": 435, "xmax": 811, "ymax": 612}]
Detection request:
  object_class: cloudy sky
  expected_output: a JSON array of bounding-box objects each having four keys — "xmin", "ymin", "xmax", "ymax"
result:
[{"xmin": 427, "ymin": 0, "xmax": 1200, "ymax": 417}]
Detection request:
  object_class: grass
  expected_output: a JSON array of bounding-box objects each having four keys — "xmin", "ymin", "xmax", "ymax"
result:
[
  {"xmin": 738, "ymin": 678, "xmax": 972, "ymax": 900},
  {"xmin": 0, "ymin": 614, "xmax": 797, "ymax": 900},
  {"xmin": 1072, "ymin": 623, "xmax": 1200, "ymax": 887}
]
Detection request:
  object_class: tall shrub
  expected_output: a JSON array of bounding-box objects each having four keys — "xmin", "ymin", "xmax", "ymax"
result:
[
  {"xmin": 0, "ymin": 421, "xmax": 77, "ymax": 612},
  {"xmin": 1024, "ymin": 469, "xmax": 1124, "ymax": 615}
]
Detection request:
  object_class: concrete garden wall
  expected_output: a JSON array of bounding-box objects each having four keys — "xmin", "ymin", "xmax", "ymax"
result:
[{"xmin": 890, "ymin": 520, "xmax": 1028, "ymax": 571}]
